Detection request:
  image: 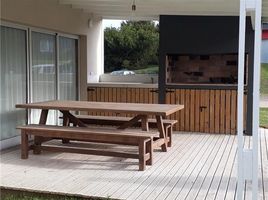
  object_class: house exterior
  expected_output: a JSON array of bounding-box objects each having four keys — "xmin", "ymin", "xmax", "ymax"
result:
[{"xmin": 1, "ymin": 0, "xmax": 268, "ymax": 199}]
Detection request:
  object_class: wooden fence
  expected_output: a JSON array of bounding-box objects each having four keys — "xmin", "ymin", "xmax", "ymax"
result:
[{"xmin": 88, "ymin": 86, "xmax": 246, "ymax": 134}]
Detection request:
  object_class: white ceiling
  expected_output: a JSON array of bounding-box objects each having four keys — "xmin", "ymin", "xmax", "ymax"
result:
[{"xmin": 59, "ymin": 0, "xmax": 268, "ymax": 22}]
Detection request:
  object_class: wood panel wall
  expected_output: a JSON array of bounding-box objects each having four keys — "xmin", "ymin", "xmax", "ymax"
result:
[{"xmin": 87, "ymin": 87, "xmax": 246, "ymax": 134}]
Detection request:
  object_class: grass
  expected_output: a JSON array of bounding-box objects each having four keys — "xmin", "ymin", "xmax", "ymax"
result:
[
  {"xmin": 134, "ymin": 65, "xmax": 159, "ymax": 74},
  {"xmin": 0, "ymin": 187, "xmax": 115, "ymax": 200},
  {"xmin": 261, "ymin": 63, "xmax": 268, "ymax": 96},
  {"xmin": 260, "ymin": 108, "xmax": 268, "ymax": 128}
]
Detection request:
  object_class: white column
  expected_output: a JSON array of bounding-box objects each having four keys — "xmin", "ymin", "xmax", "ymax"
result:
[
  {"xmin": 87, "ymin": 17, "xmax": 104, "ymax": 82},
  {"xmin": 252, "ymin": 0, "xmax": 262, "ymax": 198},
  {"xmin": 237, "ymin": 0, "xmax": 262, "ymax": 199},
  {"xmin": 237, "ymin": 1, "xmax": 247, "ymax": 199}
]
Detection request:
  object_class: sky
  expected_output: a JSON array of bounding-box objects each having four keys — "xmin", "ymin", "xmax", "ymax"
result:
[
  {"xmin": 103, "ymin": 19, "xmax": 159, "ymax": 29},
  {"xmin": 103, "ymin": 20, "xmax": 123, "ymax": 29}
]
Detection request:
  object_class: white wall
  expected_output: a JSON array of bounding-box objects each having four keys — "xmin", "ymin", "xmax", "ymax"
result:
[{"xmin": 1, "ymin": 0, "xmax": 104, "ymax": 93}]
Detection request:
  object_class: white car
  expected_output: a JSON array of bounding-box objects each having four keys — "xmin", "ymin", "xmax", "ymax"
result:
[{"xmin": 110, "ymin": 70, "xmax": 135, "ymax": 75}]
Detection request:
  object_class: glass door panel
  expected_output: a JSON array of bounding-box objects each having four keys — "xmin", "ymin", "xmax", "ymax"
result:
[
  {"xmin": 59, "ymin": 36, "xmax": 78, "ymax": 100},
  {"xmin": 31, "ymin": 31, "xmax": 56, "ymax": 125},
  {"xmin": 0, "ymin": 26, "xmax": 27, "ymax": 140}
]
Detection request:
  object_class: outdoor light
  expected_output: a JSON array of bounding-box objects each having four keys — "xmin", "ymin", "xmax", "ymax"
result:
[
  {"xmin": 131, "ymin": 0, "xmax": 136, "ymax": 21},
  {"xmin": 132, "ymin": 0, "xmax": 136, "ymax": 12}
]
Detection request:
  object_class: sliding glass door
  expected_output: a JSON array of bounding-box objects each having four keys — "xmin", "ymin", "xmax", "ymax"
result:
[
  {"xmin": 0, "ymin": 26, "xmax": 27, "ymax": 140},
  {"xmin": 31, "ymin": 31, "xmax": 57, "ymax": 124},
  {"xmin": 0, "ymin": 23, "xmax": 79, "ymax": 145},
  {"xmin": 59, "ymin": 36, "xmax": 78, "ymax": 100}
]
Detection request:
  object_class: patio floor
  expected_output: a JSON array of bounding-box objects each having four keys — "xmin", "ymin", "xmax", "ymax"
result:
[{"xmin": 1, "ymin": 129, "xmax": 267, "ymax": 200}]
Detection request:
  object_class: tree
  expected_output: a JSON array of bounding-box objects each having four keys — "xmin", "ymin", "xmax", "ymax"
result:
[{"xmin": 104, "ymin": 21, "xmax": 159, "ymax": 73}]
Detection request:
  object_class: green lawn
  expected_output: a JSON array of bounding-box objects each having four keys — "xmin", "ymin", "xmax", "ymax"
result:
[
  {"xmin": 0, "ymin": 188, "xmax": 114, "ymax": 200},
  {"xmin": 260, "ymin": 108, "xmax": 268, "ymax": 128},
  {"xmin": 261, "ymin": 63, "xmax": 268, "ymax": 96}
]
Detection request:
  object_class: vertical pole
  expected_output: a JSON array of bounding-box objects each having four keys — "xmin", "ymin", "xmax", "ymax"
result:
[
  {"xmin": 237, "ymin": 0, "xmax": 246, "ymax": 199},
  {"xmin": 252, "ymin": 0, "xmax": 262, "ymax": 199}
]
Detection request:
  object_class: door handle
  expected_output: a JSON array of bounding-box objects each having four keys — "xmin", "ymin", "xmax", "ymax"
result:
[{"xmin": 200, "ymin": 106, "xmax": 207, "ymax": 112}]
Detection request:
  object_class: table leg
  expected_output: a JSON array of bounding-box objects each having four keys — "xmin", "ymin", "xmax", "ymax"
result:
[
  {"xmin": 141, "ymin": 115, "xmax": 149, "ymax": 131},
  {"xmin": 60, "ymin": 110, "xmax": 87, "ymax": 127},
  {"xmin": 156, "ymin": 115, "xmax": 168, "ymax": 152},
  {"xmin": 62, "ymin": 113, "xmax": 70, "ymax": 144},
  {"xmin": 33, "ymin": 109, "xmax": 48, "ymax": 154},
  {"xmin": 118, "ymin": 115, "xmax": 144, "ymax": 130}
]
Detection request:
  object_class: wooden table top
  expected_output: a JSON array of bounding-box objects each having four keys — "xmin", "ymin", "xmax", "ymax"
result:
[{"xmin": 16, "ymin": 100, "xmax": 184, "ymax": 117}]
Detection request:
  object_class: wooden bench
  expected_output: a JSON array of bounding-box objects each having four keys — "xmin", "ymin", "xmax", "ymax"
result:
[
  {"xmin": 73, "ymin": 115, "xmax": 177, "ymax": 147},
  {"xmin": 17, "ymin": 125, "xmax": 159, "ymax": 171}
]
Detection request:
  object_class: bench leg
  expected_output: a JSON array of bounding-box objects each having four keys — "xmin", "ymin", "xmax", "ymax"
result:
[
  {"xmin": 166, "ymin": 125, "xmax": 172, "ymax": 147},
  {"xmin": 21, "ymin": 131, "xmax": 29, "ymax": 159},
  {"xmin": 146, "ymin": 139, "xmax": 153, "ymax": 165},
  {"xmin": 139, "ymin": 141, "xmax": 146, "ymax": 171},
  {"xmin": 33, "ymin": 136, "xmax": 42, "ymax": 154},
  {"xmin": 62, "ymin": 113, "xmax": 70, "ymax": 144}
]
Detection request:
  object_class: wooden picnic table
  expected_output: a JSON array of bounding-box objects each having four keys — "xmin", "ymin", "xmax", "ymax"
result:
[{"xmin": 16, "ymin": 100, "xmax": 184, "ymax": 152}]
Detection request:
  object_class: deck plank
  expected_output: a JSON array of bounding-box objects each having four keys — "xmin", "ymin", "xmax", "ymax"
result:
[
  {"xmin": 154, "ymin": 134, "xmax": 220, "ymax": 200},
  {"xmin": 1, "ymin": 131, "xmax": 268, "ymax": 200},
  {"xmin": 124, "ymin": 134, "xmax": 212, "ymax": 200},
  {"xmin": 176, "ymin": 136, "xmax": 228, "ymax": 199},
  {"xmin": 88, "ymin": 134, "xmax": 192, "ymax": 197},
  {"xmin": 104, "ymin": 134, "xmax": 193, "ymax": 198},
  {"xmin": 202, "ymin": 136, "xmax": 235, "ymax": 200},
  {"xmin": 141, "ymin": 134, "xmax": 219, "ymax": 200}
]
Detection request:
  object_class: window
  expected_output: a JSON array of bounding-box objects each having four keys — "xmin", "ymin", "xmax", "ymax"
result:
[{"xmin": 104, "ymin": 20, "xmax": 159, "ymax": 76}]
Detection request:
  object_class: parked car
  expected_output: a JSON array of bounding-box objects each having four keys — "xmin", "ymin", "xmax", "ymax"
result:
[{"xmin": 110, "ymin": 70, "xmax": 135, "ymax": 75}]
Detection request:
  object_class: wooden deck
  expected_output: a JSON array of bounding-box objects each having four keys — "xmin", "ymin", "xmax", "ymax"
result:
[{"xmin": 1, "ymin": 129, "xmax": 267, "ymax": 200}]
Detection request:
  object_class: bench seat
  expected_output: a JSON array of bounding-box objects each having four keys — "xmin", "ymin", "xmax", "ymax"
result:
[
  {"xmin": 74, "ymin": 115, "xmax": 177, "ymax": 147},
  {"xmin": 17, "ymin": 125, "xmax": 158, "ymax": 171}
]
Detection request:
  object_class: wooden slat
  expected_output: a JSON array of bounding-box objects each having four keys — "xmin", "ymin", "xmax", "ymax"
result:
[
  {"xmin": 190, "ymin": 90, "xmax": 195, "ymax": 131},
  {"xmin": 144, "ymin": 88, "xmax": 149, "ymax": 104},
  {"xmin": 230, "ymin": 90, "xmax": 237, "ymax": 134},
  {"xmin": 220, "ymin": 90, "xmax": 226, "ymax": 134},
  {"xmin": 199, "ymin": 89, "xmax": 205, "ymax": 133},
  {"xmin": 225, "ymin": 90, "xmax": 231, "ymax": 134},
  {"xmin": 173, "ymin": 89, "xmax": 180, "ymax": 131},
  {"xmin": 135, "ymin": 88, "xmax": 140, "ymax": 103},
  {"xmin": 195, "ymin": 89, "xmax": 200, "ymax": 133},
  {"xmin": 180, "ymin": 89, "xmax": 185, "ymax": 131},
  {"xmin": 209, "ymin": 90, "xmax": 215, "ymax": 133},
  {"xmin": 204, "ymin": 90, "xmax": 210, "ymax": 133},
  {"xmin": 185, "ymin": 89, "xmax": 190, "ymax": 132},
  {"xmin": 214, "ymin": 90, "xmax": 220, "ymax": 134},
  {"xmin": 166, "ymin": 89, "xmax": 171, "ymax": 123},
  {"xmin": 92, "ymin": 88, "xmax": 97, "ymax": 115}
]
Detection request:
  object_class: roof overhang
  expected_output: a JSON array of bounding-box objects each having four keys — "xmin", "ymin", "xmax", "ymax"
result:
[{"xmin": 59, "ymin": 0, "xmax": 268, "ymax": 22}]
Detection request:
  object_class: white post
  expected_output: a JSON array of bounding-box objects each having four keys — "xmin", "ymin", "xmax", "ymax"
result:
[
  {"xmin": 252, "ymin": 0, "xmax": 262, "ymax": 198},
  {"xmin": 237, "ymin": 1, "xmax": 246, "ymax": 200},
  {"xmin": 237, "ymin": 0, "xmax": 262, "ymax": 199}
]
